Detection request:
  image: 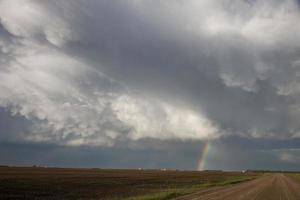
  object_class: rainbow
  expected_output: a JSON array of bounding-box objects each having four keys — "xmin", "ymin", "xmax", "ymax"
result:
[{"xmin": 197, "ymin": 142, "xmax": 211, "ymax": 171}]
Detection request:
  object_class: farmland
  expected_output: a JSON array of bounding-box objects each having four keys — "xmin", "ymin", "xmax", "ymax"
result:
[{"xmin": 0, "ymin": 166, "xmax": 259, "ymax": 199}]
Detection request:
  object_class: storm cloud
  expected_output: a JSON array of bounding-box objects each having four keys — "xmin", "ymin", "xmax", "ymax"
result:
[{"xmin": 1, "ymin": 0, "xmax": 300, "ymax": 169}]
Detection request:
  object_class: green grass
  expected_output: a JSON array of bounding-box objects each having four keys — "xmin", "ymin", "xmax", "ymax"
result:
[
  {"xmin": 200, "ymin": 176, "xmax": 255, "ymax": 187},
  {"xmin": 126, "ymin": 191, "xmax": 183, "ymax": 200},
  {"xmin": 125, "ymin": 176, "xmax": 258, "ymax": 200},
  {"xmin": 288, "ymin": 173, "xmax": 300, "ymax": 180}
]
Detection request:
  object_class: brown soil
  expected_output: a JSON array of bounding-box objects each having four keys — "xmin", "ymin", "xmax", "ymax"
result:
[{"xmin": 0, "ymin": 166, "xmax": 255, "ymax": 199}]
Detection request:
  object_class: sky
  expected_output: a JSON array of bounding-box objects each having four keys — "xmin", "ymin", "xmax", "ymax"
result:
[{"xmin": 1, "ymin": 0, "xmax": 300, "ymax": 171}]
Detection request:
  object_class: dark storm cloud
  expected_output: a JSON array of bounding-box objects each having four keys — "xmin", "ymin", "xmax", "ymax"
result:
[
  {"xmin": 0, "ymin": 107, "xmax": 32, "ymax": 142},
  {"xmin": 0, "ymin": 140, "xmax": 205, "ymax": 170},
  {"xmin": 2, "ymin": 137, "xmax": 300, "ymax": 171},
  {"xmin": 205, "ymin": 136, "xmax": 300, "ymax": 171}
]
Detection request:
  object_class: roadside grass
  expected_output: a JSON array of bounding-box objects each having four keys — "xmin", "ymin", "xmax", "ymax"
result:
[
  {"xmin": 126, "ymin": 176, "xmax": 258, "ymax": 200},
  {"xmin": 125, "ymin": 191, "xmax": 184, "ymax": 200},
  {"xmin": 287, "ymin": 173, "xmax": 300, "ymax": 180}
]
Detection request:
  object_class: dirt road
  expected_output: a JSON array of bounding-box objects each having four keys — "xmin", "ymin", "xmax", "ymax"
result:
[{"xmin": 175, "ymin": 174, "xmax": 300, "ymax": 200}]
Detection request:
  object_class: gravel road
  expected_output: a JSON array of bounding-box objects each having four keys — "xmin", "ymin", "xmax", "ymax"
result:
[{"xmin": 175, "ymin": 174, "xmax": 300, "ymax": 200}]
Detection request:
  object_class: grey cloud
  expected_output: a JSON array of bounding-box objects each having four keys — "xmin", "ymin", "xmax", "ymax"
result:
[{"xmin": 0, "ymin": 0, "xmax": 300, "ymax": 147}]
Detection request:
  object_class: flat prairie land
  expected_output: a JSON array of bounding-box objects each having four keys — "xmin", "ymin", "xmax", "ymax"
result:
[{"xmin": 0, "ymin": 166, "xmax": 259, "ymax": 200}]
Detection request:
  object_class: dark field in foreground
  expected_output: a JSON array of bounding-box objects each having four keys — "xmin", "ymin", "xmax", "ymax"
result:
[{"xmin": 0, "ymin": 166, "xmax": 259, "ymax": 200}]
